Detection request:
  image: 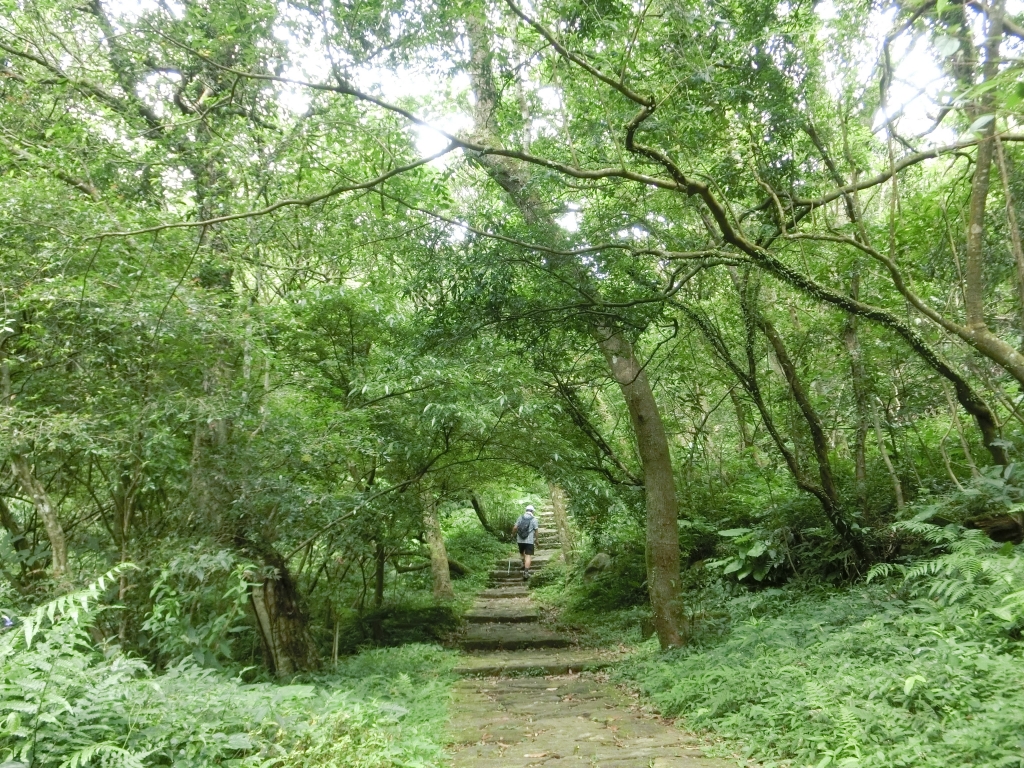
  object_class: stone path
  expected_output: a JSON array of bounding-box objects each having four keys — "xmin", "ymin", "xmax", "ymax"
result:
[{"xmin": 449, "ymin": 525, "xmax": 732, "ymax": 767}]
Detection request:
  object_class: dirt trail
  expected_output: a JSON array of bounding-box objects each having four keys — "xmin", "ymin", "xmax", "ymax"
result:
[{"xmin": 448, "ymin": 519, "xmax": 730, "ymax": 767}]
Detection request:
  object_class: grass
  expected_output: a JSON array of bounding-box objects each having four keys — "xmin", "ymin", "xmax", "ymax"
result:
[{"xmin": 272, "ymin": 644, "xmax": 457, "ymax": 768}]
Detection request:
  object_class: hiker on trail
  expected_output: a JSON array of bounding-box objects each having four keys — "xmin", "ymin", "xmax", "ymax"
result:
[{"xmin": 512, "ymin": 504, "xmax": 539, "ymax": 580}]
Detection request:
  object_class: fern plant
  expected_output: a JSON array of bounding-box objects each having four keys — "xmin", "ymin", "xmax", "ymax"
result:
[
  {"xmin": 1, "ymin": 572, "xmax": 455, "ymax": 768},
  {"xmin": 867, "ymin": 522, "xmax": 1024, "ymax": 626},
  {"xmin": 0, "ymin": 565, "xmax": 147, "ymax": 768}
]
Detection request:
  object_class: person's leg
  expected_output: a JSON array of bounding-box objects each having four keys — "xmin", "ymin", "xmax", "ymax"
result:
[
  {"xmin": 518, "ymin": 543, "xmax": 527, "ymax": 570},
  {"xmin": 523, "ymin": 552, "xmax": 532, "ymax": 570}
]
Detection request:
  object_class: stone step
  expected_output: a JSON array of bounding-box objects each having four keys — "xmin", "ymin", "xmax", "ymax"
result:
[
  {"xmin": 488, "ymin": 579, "xmax": 534, "ymax": 589},
  {"xmin": 494, "ymin": 551, "xmax": 555, "ymax": 564},
  {"xmin": 489, "ymin": 569, "xmax": 532, "ymax": 580},
  {"xmin": 490, "ymin": 564, "xmax": 550, "ymax": 577},
  {"xmin": 453, "ymin": 649, "xmax": 617, "ymax": 676},
  {"xmin": 478, "ymin": 586, "xmax": 529, "ymax": 599},
  {"xmin": 465, "ymin": 603, "xmax": 539, "ymax": 623},
  {"xmin": 490, "ymin": 564, "xmax": 549, "ymax": 575},
  {"xmin": 461, "ymin": 623, "xmax": 571, "ymax": 651}
]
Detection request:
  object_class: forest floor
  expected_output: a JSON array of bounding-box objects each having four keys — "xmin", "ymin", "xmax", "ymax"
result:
[{"xmin": 446, "ymin": 548, "xmax": 731, "ymax": 768}]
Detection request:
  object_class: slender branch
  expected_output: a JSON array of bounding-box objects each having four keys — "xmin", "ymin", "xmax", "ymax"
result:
[
  {"xmin": 792, "ymin": 134, "xmax": 1024, "ymax": 209},
  {"xmin": 501, "ymin": 0, "xmax": 654, "ymax": 107},
  {"xmin": 152, "ymin": 32, "xmax": 681, "ymax": 191},
  {"xmin": 90, "ymin": 148, "xmax": 453, "ymax": 238}
]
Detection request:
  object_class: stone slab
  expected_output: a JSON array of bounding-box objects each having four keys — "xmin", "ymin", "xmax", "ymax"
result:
[
  {"xmin": 448, "ymin": 674, "xmax": 731, "ymax": 767},
  {"xmin": 494, "ymin": 552, "xmax": 556, "ymax": 565},
  {"xmin": 479, "ymin": 587, "xmax": 529, "ymax": 599},
  {"xmin": 453, "ymin": 650, "xmax": 618, "ymax": 676},
  {"xmin": 466, "ymin": 603, "xmax": 540, "ymax": 623},
  {"xmin": 461, "ymin": 623, "xmax": 570, "ymax": 651}
]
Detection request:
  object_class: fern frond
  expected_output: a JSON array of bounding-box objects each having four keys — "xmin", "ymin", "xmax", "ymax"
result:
[
  {"xmin": 866, "ymin": 562, "xmax": 904, "ymax": 582},
  {"xmin": 57, "ymin": 742, "xmax": 147, "ymax": 768},
  {"xmin": 22, "ymin": 564, "xmax": 136, "ymax": 649}
]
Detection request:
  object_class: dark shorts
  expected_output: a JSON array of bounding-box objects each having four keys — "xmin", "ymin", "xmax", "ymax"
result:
[{"xmin": 518, "ymin": 542, "xmax": 535, "ymax": 556}]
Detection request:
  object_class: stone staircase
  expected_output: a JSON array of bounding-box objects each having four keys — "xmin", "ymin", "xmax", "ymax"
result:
[
  {"xmin": 448, "ymin": 517, "xmax": 731, "ymax": 766},
  {"xmin": 460, "ymin": 550, "xmax": 569, "ymax": 651},
  {"xmin": 455, "ymin": 521, "xmax": 614, "ymax": 675}
]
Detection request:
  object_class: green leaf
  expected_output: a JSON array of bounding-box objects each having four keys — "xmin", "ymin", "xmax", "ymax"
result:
[
  {"xmin": 967, "ymin": 114, "xmax": 995, "ymax": 134},
  {"xmin": 933, "ymin": 34, "xmax": 959, "ymax": 58},
  {"xmin": 904, "ymin": 675, "xmax": 926, "ymax": 695},
  {"xmin": 722, "ymin": 559, "xmax": 744, "ymax": 575}
]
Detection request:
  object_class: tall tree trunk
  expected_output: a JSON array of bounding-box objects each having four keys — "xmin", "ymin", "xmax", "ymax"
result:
[
  {"xmin": 993, "ymin": 138, "xmax": 1024, "ymax": 350},
  {"xmin": 547, "ymin": 482, "xmax": 574, "ymax": 564},
  {"xmin": 943, "ymin": 382, "xmax": 981, "ymax": 478},
  {"xmin": 729, "ymin": 389, "xmax": 754, "ymax": 453},
  {"xmin": 3, "ymin": 342, "xmax": 62, "ymax": 578},
  {"xmin": 469, "ymin": 492, "xmax": 497, "ymax": 536},
  {"xmin": 729, "ymin": 268, "xmax": 865, "ymax": 555},
  {"xmin": 465, "ymin": 15, "xmax": 683, "ymax": 647},
  {"xmin": 596, "ymin": 327, "xmax": 683, "ymax": 646},
  {"xmin": 964, "ymin": 0, "xmax": 1005, "ymax": 332},
  {"xmin": 373, "ymin": 540, "xmax": 386, "ymax": 610},
  {"xmin": 10, "ymin": 454, "xmax": 68, "ymax": 580},
  {"xmin": 868, "ymin": 396, "xmax": 905, "ymax": 511},
  {"xmin": 422, "ymin": 489, "xmax": 454, "ymax": 601},
  {"xmin": 247, "ymin": 551, "xmax": 317, "ymax": 676},
  {"xmin": 759, "ymin": 319, "xmax": 840, "ymax": 506},
  {"xmin": 681, "ymin": 300, "xmax": 866, "ymax": 561},
  {"xmin": 843, "ymin": 279, "xmax": 871, "ymax": 515},
  {"xmin": 758, "ymin": 316, "xmax": 866, "ymax": 555}
]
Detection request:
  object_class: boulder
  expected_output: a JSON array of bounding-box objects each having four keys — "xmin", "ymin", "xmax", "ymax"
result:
[{"xmin": 583, "ymin": 552, "xmax": 613, "ymax": 582}]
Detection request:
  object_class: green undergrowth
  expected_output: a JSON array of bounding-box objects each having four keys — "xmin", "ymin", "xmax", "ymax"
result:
[
  {"xmin": 1, "ymin": 577, "xmax": 456, "ymax": 767},
  {"xmin": 331, "ymin": 513, "xmax": 507, "ymax": 653},
  {"xmin": 530, "ymin": 556, "xmax": 654, "ymax": 647},
  {"xmin": 534, "ymin": 524, "xmax": 1024, "ymax": 766},
  {"xmin": 621, "ymin": 568, "xmax": 1024, "ymax": 767}
]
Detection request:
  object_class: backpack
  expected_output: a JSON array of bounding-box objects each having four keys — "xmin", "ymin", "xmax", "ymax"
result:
[{"xmin": 515, "ymin": 515, "xmax": 534, "ymax": 540}]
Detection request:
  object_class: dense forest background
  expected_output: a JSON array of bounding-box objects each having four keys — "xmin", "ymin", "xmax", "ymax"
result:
[{"xmin": 2, "ymin": 0, "xmax": 1024, "ymax": 765}]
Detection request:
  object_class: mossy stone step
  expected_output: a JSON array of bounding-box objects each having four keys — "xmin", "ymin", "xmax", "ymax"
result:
[
  {"xmin": 460, "ymin": 623, "xmax": 570, "ymax": 651},
  {"xmin": 464, "ymin": 602, "xmax": 539, "ymax": 623},
  {"xmin": 478, "ymin": 586, "xmax": 528, "ymax": 599},
  {"xmin": 489, "ymin": 569, "xmax": 531, "ymax": 581},
  {"xmin": 453, "ymin": 649, "xmax": 618, "ymax": 676}
]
